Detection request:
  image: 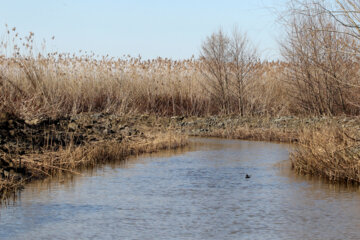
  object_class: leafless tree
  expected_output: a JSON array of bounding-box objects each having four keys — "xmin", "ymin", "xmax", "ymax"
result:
[
  {"xmin": 229, "ymin": 28, "xmax": 259, "ymax": 116},
  {"xmin": 200, "ymin": 28, "xmax": 231, "ymax": 113},
  {"xmin": 324, "ymin": 0, "xmax": 360, "ymax": 40},
  {"xmin": 200, "ymin": 27, "xmax": 258, "ymax": 115}
]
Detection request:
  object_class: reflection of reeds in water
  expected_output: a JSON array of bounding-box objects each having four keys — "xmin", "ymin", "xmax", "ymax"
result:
[
  {"xmin": 0, "ymin": 178, "xmax": 24, "ymax": 202},
  {"xmin": 277, "ymin": 159, "xmax": 360, "ymax": 194}
]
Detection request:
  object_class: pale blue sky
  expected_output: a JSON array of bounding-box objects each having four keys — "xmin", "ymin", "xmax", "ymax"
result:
[{"xmin": 0, "ymin": 0, "xmax": 287, "ymax": 60}]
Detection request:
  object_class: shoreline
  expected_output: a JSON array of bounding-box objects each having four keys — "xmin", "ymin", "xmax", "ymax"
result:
[
  {"xmin": 1, "ymin": 113, "xmax": 360, "ymax": 199},
  {"xmin": 0, "ymin": 113, "xmax": 188, "ymax": 200}
]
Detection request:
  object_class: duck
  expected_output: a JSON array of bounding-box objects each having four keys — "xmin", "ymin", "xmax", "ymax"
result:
[{"xmin": 245, "ymin": 174, "xmax": 251, "ymax": 179}]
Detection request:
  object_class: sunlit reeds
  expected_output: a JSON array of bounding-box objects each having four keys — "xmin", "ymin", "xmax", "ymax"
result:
[
  {"xmin": 0, "ymin": 27, "xmax": 292, "ymax": 119},
  {"xmin": 291, "ymin": 123, "xmax": 360, "ymax": 183}
]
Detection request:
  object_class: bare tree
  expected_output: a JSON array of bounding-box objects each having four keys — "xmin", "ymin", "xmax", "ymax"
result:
[
  {"xmin": 229, "ymin": 28, "xmax": 259, "ymax": 116},
  {"xmin": 200, "ymin": 28, "xmax": 231, "ymax": 113},
  {"xmin": 324, "ymin": 0, "xmax": 360, "ymax": 39},
  {"xmin": 200, "ymin": 27, "xmax": 258, "ymax": 115}
]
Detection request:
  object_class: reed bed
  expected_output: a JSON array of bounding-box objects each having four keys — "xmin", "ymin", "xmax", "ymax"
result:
[
  {"xmin": 0, "ymin": 54, "xmax": 207, "ymax": 118},
  {"xmin": 0, "ymin": 28, "xmax": 292, "ymax": 119},
  {"xmin": 291, "ymin": 124, "xmax": 360, "ymax": 183},
  {"xmin": 0, "ymin": 54, "xmax": 290, "ymax": 119}
]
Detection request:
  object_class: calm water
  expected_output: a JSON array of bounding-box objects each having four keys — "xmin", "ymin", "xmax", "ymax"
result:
[{"xmin": 1, "ymin": 138, "xmax": 360, "ymax": 240}]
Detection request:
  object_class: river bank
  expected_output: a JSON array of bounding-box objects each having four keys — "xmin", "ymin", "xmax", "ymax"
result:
[
  {"xmin": 1, "ymin": 113, "xmax": 360, "ymax": 199},
  {"xmin": 0, "ymin": 113, "xmax": 187, "ymax": 199}
]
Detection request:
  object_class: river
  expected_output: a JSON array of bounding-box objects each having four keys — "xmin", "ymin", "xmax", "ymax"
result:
[{"xmin": 1, "ymin": 138, "xmax": 360, "ymax": 240}]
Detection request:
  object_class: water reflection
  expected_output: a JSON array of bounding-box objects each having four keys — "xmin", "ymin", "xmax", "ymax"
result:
[{"xmin": 1, "ymin": 138, "xmax": 360, "ymax": 240}]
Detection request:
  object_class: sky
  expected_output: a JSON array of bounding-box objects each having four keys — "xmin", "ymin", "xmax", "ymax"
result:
[{"xmin": 0, "ymin": 0, "xmax": 288, "ymax": 60}]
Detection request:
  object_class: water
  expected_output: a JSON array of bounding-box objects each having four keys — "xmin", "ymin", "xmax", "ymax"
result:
[{"xmin": 1, "ymin": 138, "xmax": 360, "ymax": 240}]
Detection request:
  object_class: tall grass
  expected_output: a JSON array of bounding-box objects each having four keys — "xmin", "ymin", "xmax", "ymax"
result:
[
  {"xmin": 0, "ymin": 27, "xmax": 293, "ymax": 119},
  {"xmin": 0, "ymin": 52, "xmax": 209, "ymax": 118},
  {"xmin": 291, "ymin": 124, "xmax": 360, "ymax": 182},
  {"xmin": 0, "ymin": 55, "xmax": 293, "ymax": 119}
]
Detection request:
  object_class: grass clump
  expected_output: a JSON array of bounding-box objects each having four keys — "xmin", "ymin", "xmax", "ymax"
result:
[{"xmin": 291, "ymin": 123, "xmax": 360, "ymax": 183}]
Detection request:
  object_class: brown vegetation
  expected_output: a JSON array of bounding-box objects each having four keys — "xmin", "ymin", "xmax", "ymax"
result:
[
  {"xmin": 177, "ymin": 115, "xmax": 301, "ymax": 142},
  {"xmin": 291, "ymin": 122, "xmax": 360, "ymax": 183},
  {"xmin": 0, "ymin": 26, "xmax": 292, "ymax": 119},
  {"xmin": 282, "ymin": 0, "xmax": 360, "ymax": 115},
  {"xmin": 282, "ymin": 0, "xmax": 360, "ymax": 182}
]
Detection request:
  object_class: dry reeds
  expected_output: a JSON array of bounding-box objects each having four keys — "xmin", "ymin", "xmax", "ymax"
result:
[
  {"xmin": 0, "ymin": 177, "xmax": 26, "ymax": 200},
  {"xmin": 0, "ymin": 28, "xmax": 209, "ymax": 119},
  {"xmin": 0, "ymin": 26, "xmax": 294, "ymax": 119},
  {"xmin": 291, "ymin": 124, "xmax": 360, "ymax": 183},
  {"xmin": 1, "ymin": 2, "xmax": 360, "ymax": 120},
  {"xmin": 0, "ymin": 55, "xmax": 293, "ymax": 119}
]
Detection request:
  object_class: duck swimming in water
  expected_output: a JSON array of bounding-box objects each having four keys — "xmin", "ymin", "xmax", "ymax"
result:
[{"xmin": 245, "ymin": 174, "xmax": 251, "ymax": 179}]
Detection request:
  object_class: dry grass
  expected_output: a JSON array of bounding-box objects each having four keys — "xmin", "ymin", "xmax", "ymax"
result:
[
  {"xmin": 291, "ymin": 124, "xmax": 360, "ymax": 183},
  {"xmin": 181, "ymin": 116, "xmax": 301, "ymax": 142},
  {"xmin": 0, "ymin": 54, "xmax": 291, "ymax": 119},
  {"xmin": 0, "ymin": 28, "xmax": 293, "ymax": 119},
  {"xmin": 0, "ymin": 55, "xmax": 207, "ymax": 118}
]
